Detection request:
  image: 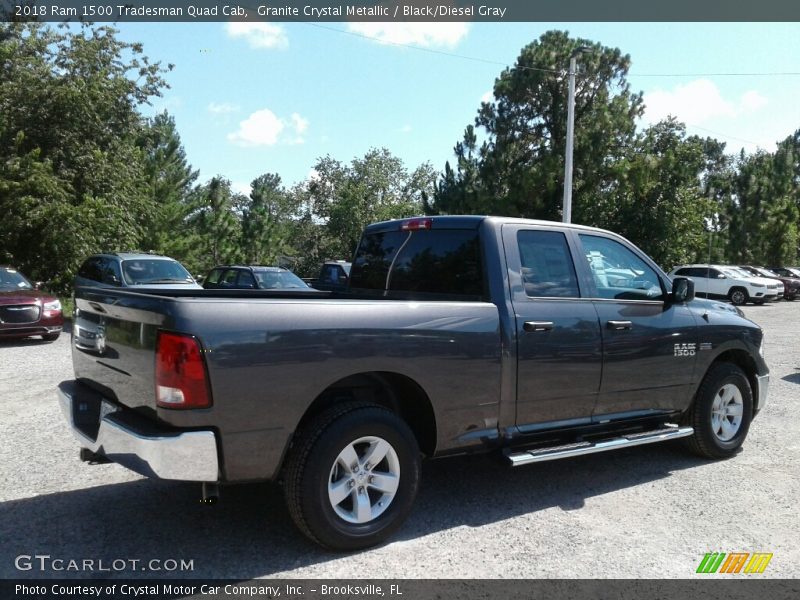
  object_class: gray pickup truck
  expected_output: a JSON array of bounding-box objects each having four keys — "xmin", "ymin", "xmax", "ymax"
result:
[{"xmin": 59, "ymin": 216, "xmax": 768, "ymax": 550}]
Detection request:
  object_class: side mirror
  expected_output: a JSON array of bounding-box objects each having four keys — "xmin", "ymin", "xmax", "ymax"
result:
[
  {"xmin": 672, "ymin": 277, "xmax": 695, "ymax": 303},
  {"xmin": 34, "ymin": 281, "xmax": 44, "ymax": 290},
  {"xmin": 717, "ymin": 274, "xmax": 726, "ymax": 279}
]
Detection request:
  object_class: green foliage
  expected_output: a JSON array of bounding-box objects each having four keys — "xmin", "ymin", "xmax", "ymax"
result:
[
  {"xmin": 431, "ymin": 30, "xmax": 643, "ymax": 222},
  {"xmin": 291, "ymin": 148, "xmax": 435, "ymax": 275},
  {"xmin": 137, "ymin": 111, "xmax": 198, "ymax": 258},
  {"xmin": 586, "ymin": 119, "xmax": 716, "ymax": 269},
  {"xmin": 240, "ymin": 173, "xmax": 298, "ymax": 265},
  {"xmin": 185, "ymin": 177, "xmax": 243, "ymax": 272},
  {"xmin": 0, "ymin": 23, "xmax": 170, "ymax": 291}
]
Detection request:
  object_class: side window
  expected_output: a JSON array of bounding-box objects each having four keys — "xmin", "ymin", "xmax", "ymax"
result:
[
  {"xmin": 77, "ymin": 257, "xmax": 103, "ymax": 283},
  {"xmin": 674, "ymin": 267, "xmax": 690, "ymax": 276},
  {"xmin": 517, "ymin": 230, "xmax": 579, "ymax": 298},
  {"xmin": 709, "ymin": 269, "xmax": 723, "ymax": 279},
  {"xmin": 237, "ymin": 271, "xmax": 256, "ymax": 288},
  {"xmin": 222, "ymin": 269, "xmax": 240, "ymax": 286},
  {"xmin": 205, "ymin": 269, "xmax": 223, "ymax": 285},
  {"xmin": 100, "ymin": 259, "xmax": 122, "ymax": 286},
  {"xmin": 579, "ymin": 235, "xmax": 665, "ymax": 301}
]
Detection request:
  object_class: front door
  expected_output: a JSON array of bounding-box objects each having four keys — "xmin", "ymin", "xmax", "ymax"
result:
[{"xmin": 575, "ymin": 233, "xmax": 698, "ymax": 419}]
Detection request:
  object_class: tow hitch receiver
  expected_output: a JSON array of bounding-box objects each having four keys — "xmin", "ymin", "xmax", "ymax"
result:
[{"xmin": 79, "ymin": 448, "xmax": 111, "ymax": 464}]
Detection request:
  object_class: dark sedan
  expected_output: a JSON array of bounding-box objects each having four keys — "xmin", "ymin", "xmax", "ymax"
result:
[{"xmin": 0, "ymin": 267, "xmax": 64, "ymax": 341}]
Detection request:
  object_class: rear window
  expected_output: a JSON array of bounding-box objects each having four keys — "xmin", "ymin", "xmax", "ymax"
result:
[
  {"xmin": 350, "ymin": 229, "xmax": 484, "ymax": 299},
  {"xmin": 121, "ymin": 259, "xmax": 193, "ymax": 285}
]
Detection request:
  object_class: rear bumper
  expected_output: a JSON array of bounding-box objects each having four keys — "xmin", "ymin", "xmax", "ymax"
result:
[{"xmin": 57, "ymin": 381, "xmax": 219, "ymax": 482}]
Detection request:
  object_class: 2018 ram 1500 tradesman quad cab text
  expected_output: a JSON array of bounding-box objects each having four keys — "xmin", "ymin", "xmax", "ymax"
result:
[{"xmin": 59, "ymin": 216, "xmax": 768, "ymax": 550}]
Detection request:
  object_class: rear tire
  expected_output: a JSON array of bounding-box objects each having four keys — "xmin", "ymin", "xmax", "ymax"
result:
[
  {"xmin": 684, "ymin": 362, "xmax": 753, "ymax": 459},
  {"xmin": 283, "ymin": 402, "xmax": 421, "ymax": 551}
]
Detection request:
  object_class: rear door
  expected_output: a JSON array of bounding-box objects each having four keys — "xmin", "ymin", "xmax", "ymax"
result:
[
  {"xmin": 502, "ymin": 225, "xmax": 603, "ymax": 429},
  {"xmin": 575, "ymin": 233, "xmax": 698, "ymax": 419}
]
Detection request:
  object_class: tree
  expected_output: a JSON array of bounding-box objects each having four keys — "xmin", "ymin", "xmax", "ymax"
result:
[
  {"xmin": 238, "ymin": 173, "xmax": 299, "ymax": 264},
  {"xmin": 137, "ymin": 111, "xmax": 198, "ymax": 259},
  {"xmin": 586, "ymin": 119, "xmax": 715, "ymax": 269},
  {"xmin": 0, "ymin": 23, "xmax": 170, "ymax": 290},
  {"xmin": 187, "ymin": 177, "xmax": 242, "ymax": 271},
  {"xmin": 429, "ymin": 30, "xmax": 643, "ymax": 222},
  {"xmin": 291, "ymin": 149, "xmax": 435, "ymax": 274}
]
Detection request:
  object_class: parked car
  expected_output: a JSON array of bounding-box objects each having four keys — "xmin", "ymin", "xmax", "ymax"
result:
[
  {"xmin": 74, "ymin": 253, "xmax": 202, "ymax": 290},
  {"xmin": 203, "ymin": 265, "xmax": 315, "ymax": 291},
  {"xmin": 73, "ymin": 253, "xmax": 201, "ymax": 354},
  {"xmin": 669, "ymin": 264, "xmax": 779, "ymax": 305},
  {"xmin": 738, "ymin": 265, "xmax": 798, "ymax": 300},
  {"xmin": 304, "ymin": 260, "xmax": 352, "ymax": 292},
  {"xmin": 769, "ymin": 266, "xmax": 800, "ymax": 279},
  {"xmin": 59, "ymin": 216, "xmax": 768, "ymax": 550},
  {"xmin": 0, "ymin": 266, "xmax": 63, "ymax": 342},
  {"xmin": 723, "ymin": 266, "xmax": 782, "ymax": 301}
]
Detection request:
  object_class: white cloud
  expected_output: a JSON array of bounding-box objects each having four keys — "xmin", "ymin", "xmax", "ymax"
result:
[
  {"xmin": 740, "ymin": 90, "xmax": 768, "ymax": 112},
  {"xmin": 643, "ymin": 79, "xmax": 769, "ymax": 125},
  {"xmin": 290, "ymin": 113, "xmax": 309, "ymax": 135},
  {"xmin": 480, "ymin": 90, "xmax": 494, "ymax": 104},
  {"xmin": 346, "ymin": 22, "xmax": 469, "ymax": 48},
  {"xmin": 225, "ymin": 22, "xmax": 288, "ymax": 49},
  {"xmin": 208, "ymin": 102, "xmax": 240, "ymax": 114},
  {"xmin": 307, "ymin": 168, "xmax": 320, "ymax": 181},
  {"xmin": 231, "ymin": 181, "xmax": 251, "ymax": 196},
  {"xmin": 227, "ymin": 109, "xmax": 285, "ymax": 147},
  {"xmin": 227, "ymin": 109, "xmax": 310, "ymax": 147}
]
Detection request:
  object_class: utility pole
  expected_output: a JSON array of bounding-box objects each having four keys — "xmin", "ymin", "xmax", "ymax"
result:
[{"xmin": 562, "ymin": 46, "xmax": 591, "ymax": 224}]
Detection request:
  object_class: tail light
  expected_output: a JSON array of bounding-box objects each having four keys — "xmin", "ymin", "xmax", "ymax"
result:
[
  {"xmin": 155, "ymin": 331, "xmax": 212, "ymax": 409},
  {"xmin": 400, "ymin": 218, "xmax": 432, "ymax": 231}
]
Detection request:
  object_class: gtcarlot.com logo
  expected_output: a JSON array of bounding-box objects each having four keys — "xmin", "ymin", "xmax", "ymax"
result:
[
  {"xmin": 15, "ymin": 554, "xmax": 194, "ymax": 573},
  {"xmin": 696, "ymin": 552, "xmax": 773, "ymax": 574}
]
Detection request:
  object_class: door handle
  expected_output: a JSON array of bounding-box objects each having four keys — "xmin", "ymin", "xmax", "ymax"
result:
[
  {"xmin": 607, "ymin": 320, "xmax": 633, "ymax": 330},
  {"xmin": 523, "ymin": 321, "xmax": 554, "ymax": 332}
]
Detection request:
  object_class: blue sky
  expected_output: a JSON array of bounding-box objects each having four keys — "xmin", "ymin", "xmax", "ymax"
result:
[{"xmin": 116, "ymin": 22, "xmax": 800, "ymax": 194}]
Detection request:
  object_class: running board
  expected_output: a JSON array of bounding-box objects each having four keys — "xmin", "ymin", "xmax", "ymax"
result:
[{"xmin": 506, "ymin": 426, "xmax": 694, "ymax": 467}]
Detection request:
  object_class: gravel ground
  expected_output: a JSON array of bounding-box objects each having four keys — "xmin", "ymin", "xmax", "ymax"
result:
[{"xmin": 1, "ymin": 304, "xmax": 798, "ymax": 580}]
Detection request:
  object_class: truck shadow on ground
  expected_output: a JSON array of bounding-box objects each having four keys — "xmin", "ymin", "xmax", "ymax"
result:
[{"xmin": 0, "ymin": 442, "xmax": 708, "ymax": 579}]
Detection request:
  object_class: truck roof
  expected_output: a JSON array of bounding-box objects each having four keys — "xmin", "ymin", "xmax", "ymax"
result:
[{"xmin": 364, "ymin": 215, "xmax": 622, "ymax": 236}]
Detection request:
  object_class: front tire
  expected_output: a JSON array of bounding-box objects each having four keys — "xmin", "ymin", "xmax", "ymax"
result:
[
  {"xmin": 684, "ymin": 362, "xmax": 753, "ymax": 459},
  {"xmin": 728, "ymin": 287, "xmax": 749, "ymax": 306},
  {"xmin": 283, "ymin": 403, "xmax": 421, "ymax": 551}
]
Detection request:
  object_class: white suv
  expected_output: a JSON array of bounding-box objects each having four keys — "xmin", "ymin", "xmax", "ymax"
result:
[{"xmin": 669, "ymin": 264, "xmax": 780, "ymax": 305}]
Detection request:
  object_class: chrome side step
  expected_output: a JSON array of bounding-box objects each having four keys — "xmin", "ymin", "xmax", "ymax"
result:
[{"xmin": 506, "ymin": 425, "xmax": 694, "ymax": 467}]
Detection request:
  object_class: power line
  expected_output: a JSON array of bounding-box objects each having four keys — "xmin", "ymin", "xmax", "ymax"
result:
[
  {"xmin": 683, "ymin": 123, "xmax": 764, "ymax": 147},
  {"xmin": 302, "ymin": 23, "xmax": 562, "ymax": 75},
  {"xmin": 302, "ymin": 22, "xmax": 800, "ymax": 79}
]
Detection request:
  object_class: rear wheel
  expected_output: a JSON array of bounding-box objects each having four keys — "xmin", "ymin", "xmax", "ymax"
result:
[
  {"xmin": 283, "ymin": 403, "xmax": 421, "ymax": 551},
  {"xmin": 728, "ymin": 287, "xmax": 748, "ymax": 306},
  {"xmin": 684, "ymin": 362, "xmax": 753, "ymax": 459}
]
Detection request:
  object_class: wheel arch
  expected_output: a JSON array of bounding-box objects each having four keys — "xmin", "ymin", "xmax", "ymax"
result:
[
  {"xmin": 292, "ymin": 371, "xmax": 438, "ymax": 459},
  {"xmin": 701, "ymin": 348, "xmax": 760, "ymax": 413}
]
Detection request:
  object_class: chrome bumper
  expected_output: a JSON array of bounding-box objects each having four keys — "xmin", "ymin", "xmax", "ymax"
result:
[
  {"xmin": 58, "ymin": 382, "xmax": 219, "ymax": 482},
  {"xmin": 755, "ymin": 373, "xmax": 769, "ymax": 411}
]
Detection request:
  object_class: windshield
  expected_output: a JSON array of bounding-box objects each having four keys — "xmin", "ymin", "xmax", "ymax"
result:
[
  {"xmin": 722, "ymin": 267, "xmax": 750, "ymax": 278},
  {"xmin": 254, "ymin": 270, "xmax": 308, "ymax": 289},
  {"xmin": 754, "ymin": 267, "xmax": 776, "ymax": 278},
  {"xmin": 0, "ymin": 268, "xmax": 33, "ymax": 291},
  {"xmin": 121, "ymin": 259, "xmax": 193, "ymax": 285}
]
